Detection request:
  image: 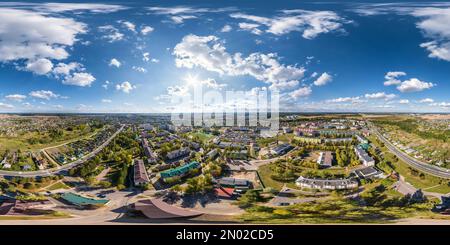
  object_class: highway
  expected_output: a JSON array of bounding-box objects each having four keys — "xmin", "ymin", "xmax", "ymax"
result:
[
  {"xmin": 372, "ymin": 126, "xmax": 450, "ymax": 179},
  {"xmin": 0, "ymin": 125, "xmax": 125, "ymax": 178}
]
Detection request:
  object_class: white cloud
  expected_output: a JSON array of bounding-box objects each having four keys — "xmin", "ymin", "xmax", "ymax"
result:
[
  {"xmin": 230, "ymin": 10, "xmax": 350, "ymax": 39},
  {"xmin": 142, "ymin": 52, "xmax": 150, "ymax": 62},
  {"xmin": 119, "ymin": 20, "xmax": 136, "ymax": 33},
  {"xmin": 32, "ymin": 3, "xmax": 127, "ymax": 13},
  {"xmin": 109, "ymin": 58, "xmax": 121, "ymax": 68},
  {"xmin": 62, "ymin": 72, "xmax": 96, "ymax": 87},
  {"xmin": 430, "ymin": 102, "xmax": 450, "ymax": 108},
  {"xmin": 399, "ymin": 99, "xmax": 410, "ymax": 104},
  {"xmin": 52, "ymin": 62, "xmax": 82, "ymax": 76},
  {"xmin": 384, "ymin": 71, "xmax": 406, "ymax": 86},
  {"xmin": 326, "ymin": 96, "xmax": 363, "ymax": 103},
  {"xmin": 221, "ymin": 25, "xmax": 232, "ymax": 32},
  {"xmin": 396, "ymin": 78, "xmax": 435, "ymax": 92},
  {"xmin": 419, "ymin": 98, "xmax": 434, "ymax": 103},
  {"xmin": 365, "ymin": 92, "xmax": 397, "ymax": 100},
  {"xmin": 98, "ymin": 25, "xmax": 124, "ymax": 42},
  {"xmin": 101, "ymin": 99, "xmax": 112, "ymax": 103},
  {"xmin": 25, "ymin": 58, "xmax": 53, "ymax": 75},
  {"xmin": 151, "ymin": 58, "xmax": 160, "ymax": 63},
  {"xmin": 313, "ymin": 72, "xmax": 332, "ymax": 86},
  {"xmin": 167, "ymin": 85, "xmax": 190, "ymax": 97},
  {"xmin": 147, "ymin": 6, "xmax": 235, "ymax": 24},
  {"xmin": 173, "ymin": 35, "xmax": 305, "ymax": 87},
  {"xmin": 116, "ymin": 81, "xmax": 136, "ymax": 93},
  {"xmin": 141, "ymin": 25, "xmax": 154, "ymax": 35},
  {"xmin": 102, "ymin": 80, "xmax": 110, "ymax": 89},
  {"xmin": 238, "ymin": 23, "xmax": 263, "ymax": 35},
  {"xmin": 171, "ymin": 15, "xmax": 197, "ymax": 24},
  {"xmin": 412, "ymin": 8, "xmax": 450, "ymax": 61},
  {"xmin": 289, "ymin": 86, "xmax": 312, "ymax": 99},
  {"xmin": 354, "ymin": 5, "xmax": 450, "ymax": 62},
  {"xmin": 5, "ymin": 94, "xmax": 26, "ymax": 102},
  {"xmin": 0, "ymin": 103, "xmax": 14, "ymax": 109},
  {"xmin": 132, "ymin": 66, "xmax": 147, "ymax": 73},
  {"xmin": 29, "ymin": 90, "xmax": 59, "ymax": 100},
  {"xmin": 0, "ymin": 8, "xmax": 86, "ymax": 64}
]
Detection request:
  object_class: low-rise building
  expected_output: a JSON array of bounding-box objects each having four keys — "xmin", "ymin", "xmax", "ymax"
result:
[
  {"xmin": 353, "ymin": 166, "xmax": 384, "ymax": 179},
  {"xmin": 270, "ymin": 143, "xmax": 294, "ymax": 156},
  {"xmin": 354, "ymin": 146, "xmax": 375, "ymax": 166},
  {"xmin": 216, "ymin": 177, "xmax": 252, "ymax": 190},
  {"xmin": 295, "ymin": 176, "xmax": 358, "ymax": 190},
  {"xmin": 317, "ymin": 151, "xmax": 333, "ymax": 168},
  {"xmin": 134, "ymin": 159, "xmax": 150, "ymax": 186},
  {"xmin": 160, "ymin": 161, "xmax": 201, "ymax": 180},
  {"xmin": 166, "ymin": 147, "xmax": 190, "ymax": 160}
]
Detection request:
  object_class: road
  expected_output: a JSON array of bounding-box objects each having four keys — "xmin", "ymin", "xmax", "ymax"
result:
[
  {"xmin": 393, "ymin": 175, "xmax": 448, "ymax": 199},
  {"xmin": 372, "ymin": 126, "xmax": 450, "ymax": 179},
  {"xmin": 0, "ymin": 125, "xmax": 125, "ymax": 178}
]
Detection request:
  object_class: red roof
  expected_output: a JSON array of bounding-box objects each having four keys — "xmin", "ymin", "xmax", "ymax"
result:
[{"xmin": 215, "ymin": 187, "xmax": 234, "ymax": 198}]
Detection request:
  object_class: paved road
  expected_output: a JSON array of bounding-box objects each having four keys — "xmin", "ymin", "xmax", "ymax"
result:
[
  {"xmin": 372, "ymin": 126, "xmax": 450, "ymax": 179},
  {"xmin": 0, "ymin": 125, "xmax": 125, "ymax": 178}
]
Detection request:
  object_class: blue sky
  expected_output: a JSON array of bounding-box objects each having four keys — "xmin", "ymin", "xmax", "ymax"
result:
[{"xmin": 0, "ymin": 1, "xmax": 449, "ymax": 113}]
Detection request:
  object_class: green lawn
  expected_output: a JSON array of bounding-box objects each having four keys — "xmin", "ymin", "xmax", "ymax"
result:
[
  {"xmin": 239, "ymin": 198, "xmax": 443, "ymax": 224},
  {"xmin": 46, "ymin": 181, "xmax": 70, "ymax": 191},
  {"xmin": 186, "ymin": 132, "xmax": 214, "ymax": 143},
  {"xmin": 257, "ymin": 164, "xmax": 285, "ymax": 191},
  {"xmin": 0, "ymin": 127, "xmax": 101, "ymax": 152}
]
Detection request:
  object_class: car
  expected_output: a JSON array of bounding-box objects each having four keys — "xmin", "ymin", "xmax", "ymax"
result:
[{"xmin": 97, "ymin": 194, "xmax": 107, "ymax": 198}]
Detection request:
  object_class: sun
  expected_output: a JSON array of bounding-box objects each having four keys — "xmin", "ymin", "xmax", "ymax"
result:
[{"xmin": 184, "ymin": 74, "xmax": 199, "ymax": 87}]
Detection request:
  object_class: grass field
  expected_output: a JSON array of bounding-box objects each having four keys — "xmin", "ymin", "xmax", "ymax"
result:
[
  {"xmin": 238, "ymin": 198, "xmax": 445, "ymax": 224},
  {"xmin": 0, "ymin": 127, "xmax": 101, "ymax": 152},
  {"xmin": 45, "ymin": 181, "xmax": 70, "ymax": 191}
]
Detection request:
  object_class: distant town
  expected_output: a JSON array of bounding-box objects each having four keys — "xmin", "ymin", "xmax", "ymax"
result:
[{"xmin": 0, "ymin": 113, "xmax": 449, "ymax": 224}]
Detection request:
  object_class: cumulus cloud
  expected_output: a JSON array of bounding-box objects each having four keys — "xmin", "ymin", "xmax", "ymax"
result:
[
  {"xmin": 98, "ymin": 25, "xmax": 124, "ymax": 42},
  {"xmin": 430, "ymin": 102, "xmax": 450, "ymax": 108},
  {"xmin": 29, "ymin": 90, "xmax": 59, "ymax": 100},
  {"xmin": 116, "ymin": 81, "xmax": 136, "ymax": 93},
  {"xmin": 313, "ymin": 72, "xmax": 332, "ymax": 86},
  {"xmin": 383, "ymin": 71, "xmax": 435, "ymax": 93},
  {"xmin": 25, "ymin": 58, "xmax": 54, "ymax": 75},
  {"xmin": 109, "ymin": 58, "xmax": 121, "ymax": 68},
  {"xmin": 119, "ymin": 20, "xmax": 136, "ymax": 33},
  {"xmin": 101, "ymin": 99, "xmax": 112, "ymax": 103},
  {"xmin": 289, "ymin": 86, "xmax": 312, "ymax": 99},
  {"xmin": 230, "ymin": 10, "xmax": 350, "ymax": 39},
  {"xmin": 365, "ymin": 92, "xmax": 397, "ymax": 100},
  {"xmin": 419, "ymin": 98, "xmax": 434, "ymax": 103},
  {"xmin": 62, "ymin": 72, "xmax": 96, "ymax": 87},
  {"xmin": 399, "ymin": 99, "xmax": 410, "ymax": 104},
  {"xmin": 52, "ymin": 62, "xmax": 82, "ymax": 76},
  {"xmin": 238, "ymin": 23, "xmax": 263, "ymax": 35},
  {"xmin": 354, "ymin": 4, "xmax": 450, "ymax": 62},
  {"xmin": 142, "ymin": 52, "xmax": 150, "ymax": 62},
  {"xmin": 384, "ymin": 71, "xmax": 406, "ymax": 86},
  {"xmin": 5, "ymin": 94, "xmax": 26, "ymax": 102},
  {"xmin": 173, "ymin": 34, "xmax": 305, "ymax": 88},
  {"xmin": 412, "ymin": 8, "xmax": 450, "ymax": 61},
  {"xmin": 221, "ymin": 25, "xmax": 232, "ymax": 32},
  {"xmin": 0, "ymin": 8, "xmax": 86, "ymax": 63},
  {"xmin": 396, "ymin": 78, "xmax": 435, "ymax": 92},
  {"xmin": 326, "ymin": 96, "xmax": 363, "ymax": 103},
  {"xmin": 0, "ymin": 103, "xmax": 14, "ymax": 109},
  {"xmin": 141, "ymin": 25, "xmax": 154, "ymax": 35},
  {"xmin": 132, "ymin": 66, "xmax": 147, "ymax": 73}
]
